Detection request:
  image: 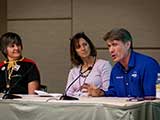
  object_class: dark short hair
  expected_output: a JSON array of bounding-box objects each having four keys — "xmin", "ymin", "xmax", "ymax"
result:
[
  {"xmin": 70, "ymin": 32, "xmax": 97, "ymax": 66},
  {"xmin": 0, "ymin": 32, "xmax": 23, "ymax": 58},
  {"xmin": 103, "ymin": 28, "xmax": 133, "ymax": 49}
]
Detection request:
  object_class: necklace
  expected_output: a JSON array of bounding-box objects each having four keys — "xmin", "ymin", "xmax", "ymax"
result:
[
  {"xmin": 78, "ymin": 57, "xmax": 96, "ymax": 87},
  {"xmin": 4, "ymin": 57, "xmax": 24, "ymax": 88}
]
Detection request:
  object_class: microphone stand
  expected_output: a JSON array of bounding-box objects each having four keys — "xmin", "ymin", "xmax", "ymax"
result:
[
  {"xmin": 2, "ymin": 65, "xmax": 34, "ymax": 99},
  {"xmin": 2, "ymin": 67, "xmax": 22, "ymax": 99},
  {"xmin": 2, "ymin": 90, "xmax": 22, "ymax": 99},
  {"xmin": 2, "ymin": 74, "xmax": 23, "ymax": 99},
  {"xmin": 60, "ymin": 67, "xmax": 92, "ymax": 100}
]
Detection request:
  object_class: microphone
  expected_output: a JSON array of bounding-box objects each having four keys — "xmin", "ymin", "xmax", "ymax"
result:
[
  {"xmin": 2, "ymin": 64, "xmax": 34, "ymax": 99},
  {"xmin": 60, "ymin": 66, "xmax": 92, "ymax": 100}
]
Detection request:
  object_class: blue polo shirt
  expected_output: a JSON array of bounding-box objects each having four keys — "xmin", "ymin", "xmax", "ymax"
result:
[{"xmin": 105, "ymin": 50, "xmax": 160, "ymax": 97}]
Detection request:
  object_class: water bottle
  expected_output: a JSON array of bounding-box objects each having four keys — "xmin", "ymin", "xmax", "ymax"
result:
[{"xmin": 156, "ymin": 73, "xmax": 160, "ymax": 98}]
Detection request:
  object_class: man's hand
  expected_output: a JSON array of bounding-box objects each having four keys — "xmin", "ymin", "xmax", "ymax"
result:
[{"xmin": 81, "ymin": 83, "xmax": 105, "ymax": 97}]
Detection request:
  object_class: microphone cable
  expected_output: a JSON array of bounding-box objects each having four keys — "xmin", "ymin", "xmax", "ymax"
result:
[{"xmin": 59, "ymin": 66, "xmax": 92, "ymax": 100}]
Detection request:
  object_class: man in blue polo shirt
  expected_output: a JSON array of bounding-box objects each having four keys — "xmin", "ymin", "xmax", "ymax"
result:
[{"xmin": 82, "ymin": 28, "xmax": 160, "ymax": 99}]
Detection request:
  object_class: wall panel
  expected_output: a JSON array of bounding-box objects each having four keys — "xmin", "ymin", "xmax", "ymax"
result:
[
  {"xmin": 73, "ymin": 0, "xmax": 160, "ymax": 48},
  {"xmin": 0, "ymin": 0, "xmax": 7, "ymax": 61},
  {"xmin": 8, "ymin": 0, "xmax": 71, "ymax": 19}
]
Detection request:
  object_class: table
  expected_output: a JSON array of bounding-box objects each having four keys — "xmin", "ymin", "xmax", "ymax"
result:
[{"xmin": 0, "ymin": 95, "xmax": 160, "ymax": 120}]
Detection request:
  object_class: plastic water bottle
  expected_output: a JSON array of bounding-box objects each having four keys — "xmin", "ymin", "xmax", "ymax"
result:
[{"xmin": 156, "ymin": 73, "xmax": 160, "ymax": 98}]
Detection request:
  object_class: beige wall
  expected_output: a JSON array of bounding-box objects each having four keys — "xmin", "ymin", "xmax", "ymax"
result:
[
  {"xmin": 0, "ymin": 0, "xmax": 6, "ymax": 60},
  {"xmin": 0, "ymin": 0, "xmax": 160, "ymax": 93},
  {"xmin": 0, "ymin": 0, "xmax": 6, "ymax": 34}
]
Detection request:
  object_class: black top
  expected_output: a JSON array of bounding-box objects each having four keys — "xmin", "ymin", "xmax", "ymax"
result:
[{"xmin": 0, "ymin": 58, "xmax": 40, "ymax": 94}]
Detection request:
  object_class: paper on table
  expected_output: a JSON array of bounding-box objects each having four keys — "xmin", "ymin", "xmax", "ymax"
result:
[{"xmin": 34, "ymin": 90, "xmax": 62, "ymax": 98}]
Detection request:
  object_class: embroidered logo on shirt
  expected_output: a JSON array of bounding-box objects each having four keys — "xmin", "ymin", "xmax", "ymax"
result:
[
  {"xmin": 116, "ymin": 76, "xmax": 124, "ymax": 79},
  {"xmin": 131, "ymin": 73, "xmax": 137, "ymax": 78},
  {"xmin": 131, "ymin": 71, "xmax": 138, "ymax": 78}
]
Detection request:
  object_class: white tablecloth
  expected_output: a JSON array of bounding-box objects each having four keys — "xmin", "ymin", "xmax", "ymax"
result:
[{"xmin": 0, "ymin": 94, "xmax": 160, "ymax": 120}]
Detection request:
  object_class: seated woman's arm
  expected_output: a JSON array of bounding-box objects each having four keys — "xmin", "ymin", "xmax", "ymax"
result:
[{"xmin": 28, "ymin": 80, "xmax": 40, "ymax": 94}]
